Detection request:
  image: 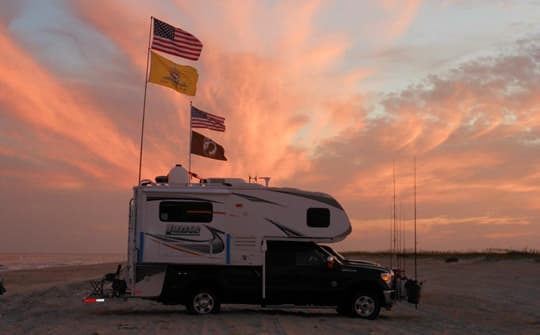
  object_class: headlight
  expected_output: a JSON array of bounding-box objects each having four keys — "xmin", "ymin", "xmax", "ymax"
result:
[{"xmin": 380, "ymin": 271, "xmax": 393, "ymax": 285}]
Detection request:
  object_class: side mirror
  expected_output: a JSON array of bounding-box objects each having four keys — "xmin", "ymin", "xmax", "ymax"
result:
[{"xmin": 326, "ymin": 256, "xmax": 335, "ymax": 269}]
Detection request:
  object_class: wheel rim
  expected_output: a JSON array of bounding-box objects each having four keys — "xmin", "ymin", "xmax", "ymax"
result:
[
  {"xmin": 193, "ymin": 292, "xmax": 214, "ymax": 314},
  {"xmin": 354, "ymin": 295, "xmax": 375, "ymax": 317}
]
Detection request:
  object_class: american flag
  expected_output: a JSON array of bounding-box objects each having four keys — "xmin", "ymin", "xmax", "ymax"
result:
[
  {"xmin": 151, "ymin": 18, "xmax": 203, "ymax": 61},
  {"xmin": 191, "ymin": 106, "xmax": 226, "ymax": 132}
]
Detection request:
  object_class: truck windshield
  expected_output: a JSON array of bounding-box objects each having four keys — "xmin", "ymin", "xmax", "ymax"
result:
[{"xmin": 319, "ymin": 245, "xmax": 346, "ymax": 263}]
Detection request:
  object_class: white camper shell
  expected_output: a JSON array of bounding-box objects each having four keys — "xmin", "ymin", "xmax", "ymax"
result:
[{"xmin": 126, "ymin": 165, "xmax": 352, "ymax": 298}]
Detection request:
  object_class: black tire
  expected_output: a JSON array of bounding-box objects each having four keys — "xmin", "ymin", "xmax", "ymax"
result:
[
  {"xmin": 350, "ymin": 290, "xmax": 381, "ymax": 320},
  {"xmin": 186, "ymin": 289, "xmax": 220, "ymax": 315}
]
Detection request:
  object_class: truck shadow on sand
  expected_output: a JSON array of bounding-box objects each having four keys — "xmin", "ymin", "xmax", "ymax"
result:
[
  {"xmin": 92, "ymin": 307, "xmax": 419, "ymax": 320},
  {"xmin": 93, "ymin": 307, "xmax": 340, "ymax": 318}
]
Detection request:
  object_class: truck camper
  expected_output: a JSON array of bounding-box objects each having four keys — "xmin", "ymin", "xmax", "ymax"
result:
[{"xmin": 85, "ymin": 164, "xmax": 421, "ymax": 319}]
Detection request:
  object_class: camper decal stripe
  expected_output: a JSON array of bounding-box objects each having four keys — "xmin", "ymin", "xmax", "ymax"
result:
[
  {"xmin": 265, "ymin": 218, "xmax": 303, "ymax": 237},
  {"xmin": 162, "ymin": 243, "xmax": 201, "ymax": 256},
  {"xmin": 147, "ymin": 235, "xmax": 202, "ymax": 256},
  {"xmin": 269, "ymin": 189, "xmax": 343, "ymax": 210},
  {"xmin": 232, "ymin": 193, "xmax": 284, "ymax": 206},
  {"xmin": 145, "ymin": 225, "xmax": 225, "ymax": 254},
  {"xmin": 146, "ymin": 197, "xmax": 223, "ymax": 203}
]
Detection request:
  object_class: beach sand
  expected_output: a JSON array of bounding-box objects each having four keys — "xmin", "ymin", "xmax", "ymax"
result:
[{"xmin": 1, "ymin": 258, "xmax": 539, "ymax": 335}]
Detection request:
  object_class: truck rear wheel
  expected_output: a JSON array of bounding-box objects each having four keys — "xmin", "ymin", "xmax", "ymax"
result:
[
  {"xmin": 351, "ymin": 290, "xmax": 380, "ymax": 320},
  {"xmin": 187, "ymin": 289, "xmax": 220, "ymax": 315}
]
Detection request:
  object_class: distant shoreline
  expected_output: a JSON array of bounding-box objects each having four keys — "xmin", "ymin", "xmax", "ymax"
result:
[
  {"xmin": 342, "ymin": 249, "xmax": 540, "ymax": 261},
  {"xmin": 0, "ymin": 253, "xmax": 125, "ymax": 273}
]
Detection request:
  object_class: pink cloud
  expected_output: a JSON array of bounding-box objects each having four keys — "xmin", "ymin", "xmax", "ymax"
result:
[
  {"xmin": 282, "ymin": 37, "xmax": 540, "ymax": 250},
  {"xmin": 0, "ymin": 24, "xmax": 138, "ymax": 188},
  {"xmin": 68, "ymin": 0, "xmax": 371, "ymax": 183}
]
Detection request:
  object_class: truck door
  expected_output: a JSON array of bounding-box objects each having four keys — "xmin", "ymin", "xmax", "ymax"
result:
[{"xmin": 266, "ymin": 241, "xmax": 340, "ymax": 305}]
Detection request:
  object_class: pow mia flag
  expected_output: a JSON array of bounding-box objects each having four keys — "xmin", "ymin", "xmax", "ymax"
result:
[{"xmin": 191, "ymin": 131, "xmax": 227, "ymax": 161}]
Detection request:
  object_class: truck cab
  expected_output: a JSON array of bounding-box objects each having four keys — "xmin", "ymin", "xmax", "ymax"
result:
[{"xmin": 265, "ymin": 241, "xmax": 394, "ymax": 319}]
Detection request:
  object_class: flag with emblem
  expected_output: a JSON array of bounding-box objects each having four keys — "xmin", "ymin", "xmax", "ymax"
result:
[
  {"xmin": 148, "ymin": 51, "xmax": 198, "ymax": 96},
  {"xmin": 191, "ymin": 131, "xmax": 227, "ymax": 161},
  {"xmin": 191, "ymin": 106, "xmax": 226, "ymax": 132},
  {"xmin": 152, "ymin": 18, "xmax": 203, "ymax": 61}
]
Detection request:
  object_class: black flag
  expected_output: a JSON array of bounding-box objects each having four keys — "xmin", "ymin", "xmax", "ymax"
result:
[{"xmin": 191, "ymin": 131, "xmax": 227, "ymax": 161}]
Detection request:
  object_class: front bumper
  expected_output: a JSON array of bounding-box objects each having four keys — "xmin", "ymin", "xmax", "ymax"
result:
[{"xmin": 382, "ymin": 289, "xmax": 394, "ymax": 307}]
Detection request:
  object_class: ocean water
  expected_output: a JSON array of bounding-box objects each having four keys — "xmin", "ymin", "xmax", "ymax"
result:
[{"xmin": 0, "ymin": 253, "xmax": 126, "ymax": 272}]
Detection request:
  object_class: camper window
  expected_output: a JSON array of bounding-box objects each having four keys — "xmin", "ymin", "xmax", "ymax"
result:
[
  {"xmin": 306, "ymin": 208, "xmax": 330, "ymax": 228},
  {"xmin": 159, "ymin": 201, "xmax": 213, "ymax": 223}
]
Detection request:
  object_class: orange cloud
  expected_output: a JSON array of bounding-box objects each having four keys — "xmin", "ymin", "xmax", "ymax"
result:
[
  {"xmin": 0, "ymin": 24, "xmax": 138, "ymax": 188},
  {"xmin": 69, "ymin": 0, "xmax": 372, "ymax": 183},
  {"xmin": 282, "ymin": 37, "xmax": 540, "ymax": 252}
]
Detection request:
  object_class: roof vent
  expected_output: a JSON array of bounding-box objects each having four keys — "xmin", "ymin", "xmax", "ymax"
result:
[
  {"xmin": 205, "ymin": 178, "xmax": 246, "ymax": 186},
  {"xmin": 168, "ymin": 165, "xmax": 189, "ymax": 186},
  {"xmin": 155, "ymin": 175, "xmax": 168, "ymax": 183}
]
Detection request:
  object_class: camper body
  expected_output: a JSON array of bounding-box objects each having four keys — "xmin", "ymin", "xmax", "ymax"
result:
[
  {"xmin": 87, "ymin": 165, "xmax": 420, "ymax": 319},
  {"xmin": 127, "ymin": 165, "xmax": 353, "ymax": 297}
]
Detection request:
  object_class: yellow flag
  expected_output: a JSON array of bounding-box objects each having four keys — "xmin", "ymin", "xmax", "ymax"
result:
[{"xmin": 148, "ymin": 51, "xmax": 198, "ymax": 96}]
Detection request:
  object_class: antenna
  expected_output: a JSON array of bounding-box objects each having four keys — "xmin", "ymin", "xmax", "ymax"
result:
[
  {"xmin": 260, "ymin": 177, "xmax": 271, "ymax": 187},
  {"xmin": 248, "ymin": 175, "xmax": 271, "ymax": 187},
  {"xmin": 400, "ymin": 199, "xmax": 408, "ymax": 273},
  {"xmin": 399, "ymin": 199, "xmax": 404, "ymax": 272},
  {"xmin": 392, "ymin": 160, "xmax": 397, "ymax": 270},
  {"xmin": 389, "ymin": 204, "xmax": 393, "ymax": 268},
  {"xmin": 398, "ymin": 199, "xmax": 401, "ymax": 271},
  {"xmin": 414, "ymin": 156, "xmax": 418, "ymax": 280}
]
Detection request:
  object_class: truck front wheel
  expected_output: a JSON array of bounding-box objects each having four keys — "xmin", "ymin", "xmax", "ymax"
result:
[
  {"xmin": 351, "ymin": 290, "xmax": 381, "ymax": 320},
  {"xmin": 187, "ymin": 289, "xmax": 220, "ymax": 315}
]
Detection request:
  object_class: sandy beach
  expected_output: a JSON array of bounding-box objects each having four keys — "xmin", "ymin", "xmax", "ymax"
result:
[{"xmin": 1, "ymin": 257, "xmax": 539, "ymax": 335}]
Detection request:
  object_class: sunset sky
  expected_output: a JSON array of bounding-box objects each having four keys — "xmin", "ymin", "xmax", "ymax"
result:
[{"xmin": 1, "ymin": 0, "xmax": 540, "ymax": 253}]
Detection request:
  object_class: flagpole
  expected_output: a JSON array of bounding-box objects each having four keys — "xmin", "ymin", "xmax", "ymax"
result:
[
  {"xmin": 137, "ymin": 16, "xmax": 154, "ymax": 184},
  {"xmin": 189, "ymin": 101, "xmax": 193, "ymax": 183}
]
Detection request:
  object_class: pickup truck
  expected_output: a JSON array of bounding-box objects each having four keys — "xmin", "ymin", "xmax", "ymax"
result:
[{"xmin": 157, "ymin": 240, "xmax": 397, "ymax": 319}]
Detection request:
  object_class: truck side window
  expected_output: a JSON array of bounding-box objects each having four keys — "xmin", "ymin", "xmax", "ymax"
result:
[
  {"xmin": 269, "ymin": 249, "xmax": 294, "ymax": 267},
  {"xmin": 159, "ymin": 201, "xmax": 213, "ymax": 222},
  {"xmin": 307, "ymin": 208, "xmax": 330, "ymax": 228},
  {"xmin": 295, "ymin": 249, "xmax": 325, "ymax": 266}
]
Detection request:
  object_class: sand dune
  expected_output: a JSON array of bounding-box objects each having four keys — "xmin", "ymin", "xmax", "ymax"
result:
[{"xmin": 1, "ymin": 258, "xmax": 539, "ymax": 334}]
